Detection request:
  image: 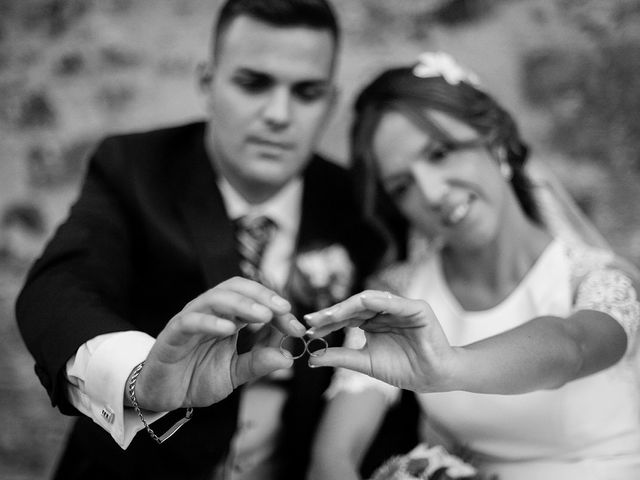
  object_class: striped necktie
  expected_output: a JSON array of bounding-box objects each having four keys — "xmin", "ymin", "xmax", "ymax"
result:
[
  {"xmin": 234, "ymin": 215, "xmax": 277, "ymax": 285},
  {"xmin": 234, "ymin": 215, "xmax": 278, "ymax": 353}
]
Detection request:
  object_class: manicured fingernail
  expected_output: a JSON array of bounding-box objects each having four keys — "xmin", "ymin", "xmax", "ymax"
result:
[
  {"xmin": 305, "ymin": 327, "xmax": 316, "ymax": 336},
  {"xmin": 271, "ymin": 295, "xmax": 290, "ymax": 308},
  {"xmin": 308, "ymin": 363, "xmax": 319, "ymax": 369},
  {"xmin": 289, "ymin": 318, "xmax": 306, "ymax": 335}
]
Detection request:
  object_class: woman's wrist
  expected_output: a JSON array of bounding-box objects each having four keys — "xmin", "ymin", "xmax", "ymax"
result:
[{"xmin": 440, "ymin": 346, "xmax": 475, "ymax": 392}]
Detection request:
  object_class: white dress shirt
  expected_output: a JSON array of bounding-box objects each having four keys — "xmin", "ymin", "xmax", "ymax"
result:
[{"xmin": 65, "ymin": 175, "xmax": 303, "ymax": 478}]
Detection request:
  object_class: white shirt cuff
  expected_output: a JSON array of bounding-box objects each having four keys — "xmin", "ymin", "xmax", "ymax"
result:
[{"xmin": 66, "ymin": 331, "xmax": 168, "ymax": 449}]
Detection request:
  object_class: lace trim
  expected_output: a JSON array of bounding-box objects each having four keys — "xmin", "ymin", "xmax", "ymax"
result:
[
  {"xmin": 563, "ymin": 241, "xmax": 640, "ymax": 352},
  {"xmin": 564, "ymin": 240, "xmax": 614, "ymax": 287},
  {"xmin": 574, "ymin": 268, "xmax": 640, "ymax": 351}
]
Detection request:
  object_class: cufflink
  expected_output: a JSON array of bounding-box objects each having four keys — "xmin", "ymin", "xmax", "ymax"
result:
[{"xmin": 100, "ymin": 407, "xmax": 115, "ymax": 424}]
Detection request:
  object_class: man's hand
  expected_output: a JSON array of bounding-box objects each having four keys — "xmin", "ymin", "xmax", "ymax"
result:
[{"xmin": 131, "ymin": 277, "xmax": 307, "ymax": 411}]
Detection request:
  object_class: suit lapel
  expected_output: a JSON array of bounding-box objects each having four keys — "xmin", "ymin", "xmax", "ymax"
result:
[{"xmin": 173, "ymin": 128, "xmax": 240, "ymax": 288}]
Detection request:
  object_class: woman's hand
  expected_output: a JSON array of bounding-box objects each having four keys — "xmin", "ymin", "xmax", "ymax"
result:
[
  {"xmin": 305, "ymin": 290, "xmax": 462, "ymax": 392},
  {"xmin": 131, "ymin": 277, "xmax": 307, "ymax": 412}
]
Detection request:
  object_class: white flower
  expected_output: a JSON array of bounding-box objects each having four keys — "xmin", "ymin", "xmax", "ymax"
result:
[
  {"xmin": 406, "ymin": 444, "xmax": 477, "ymax": 479},
  {"xmin": 413, "ymin": 51, "xmax": 481, "ymax": 87},
  {"xmin": 292, "ymin": 244, "xmax": 355, "ymax": 309},
  {"xmin": 369, "ymin": 443, "xmax": 478, "ymax": 479}
]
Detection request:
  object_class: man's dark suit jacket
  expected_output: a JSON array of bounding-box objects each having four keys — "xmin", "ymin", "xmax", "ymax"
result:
[{"xmin": 16, "ymin": 122, "xmax": 417, "ymax": 479}]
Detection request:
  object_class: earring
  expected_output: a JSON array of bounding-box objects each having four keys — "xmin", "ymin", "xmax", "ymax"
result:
[
  {"xmin": 496, "ymin": 147, "xmax": 513, "ymax": 181},
  {"xmin": 500, "ymin": 161, "xmax": 513, "ymax": 181}
]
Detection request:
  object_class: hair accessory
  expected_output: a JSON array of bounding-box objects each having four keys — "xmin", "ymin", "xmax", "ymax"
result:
[
  {"xmin": 413, "ymin": 51, "xmax": 481, "ymax": 87},
  {"xmin": 279, "ymin": 335, "xmax": 328, "ymax": 359},
  {"xmin": 128, "ymin": 361, "xmax": 194, "ymax": 444}
]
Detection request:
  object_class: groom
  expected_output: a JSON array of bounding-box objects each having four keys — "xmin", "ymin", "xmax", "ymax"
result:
[{"xmin": 16, "ymin": 0, "xmax": 412, "ymax": 479}]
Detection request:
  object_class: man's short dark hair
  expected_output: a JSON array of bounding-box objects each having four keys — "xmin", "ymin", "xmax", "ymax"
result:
[{"xmin": 212, "ymin": 0, "xmax": 340, "ymax": 59}]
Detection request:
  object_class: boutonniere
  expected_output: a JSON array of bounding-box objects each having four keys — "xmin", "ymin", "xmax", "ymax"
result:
[
  {"xmin": 287, "ymin": 243, "xmax": 355, "ymax": 310},
  {"xmin": 369, "ymin": 444, "xmax": 480, "ymax": 480}
]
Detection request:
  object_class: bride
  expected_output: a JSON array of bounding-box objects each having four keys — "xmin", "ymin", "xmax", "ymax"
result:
[{"xmin": 304, "ymin": 53, "xmax": 640, "ymax": 480}]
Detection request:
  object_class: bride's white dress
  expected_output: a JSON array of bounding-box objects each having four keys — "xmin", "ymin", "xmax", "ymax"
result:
[{"xmin": 329, "ymin": 164, "xmax": 640, "ymax": 479}]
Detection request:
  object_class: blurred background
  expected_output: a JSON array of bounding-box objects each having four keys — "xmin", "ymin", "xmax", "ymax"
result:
[{"xmin": 1, "ymin": 0, "xmax": 640, "ymax": 478}]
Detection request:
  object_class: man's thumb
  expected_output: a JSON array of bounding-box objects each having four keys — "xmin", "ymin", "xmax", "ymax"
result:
[{"xmin": 234, "ymin": 347, "xmax": 294, "ymax": 386}]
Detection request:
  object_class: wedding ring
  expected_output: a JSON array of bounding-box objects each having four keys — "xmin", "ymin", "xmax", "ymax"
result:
[
  {"xmin": 279, "ymin": 335, "xmax": 328, "ymax": 359},
  {"xmin": 307, "ymin": 337, "xmax": 329, "ymax": 357},
  {"xmin": 279, "ymin": 335, "xmax": 307, "ymax": 360}
]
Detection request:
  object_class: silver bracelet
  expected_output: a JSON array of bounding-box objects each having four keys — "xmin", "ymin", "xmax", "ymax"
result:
[{"xmin": 127, "ymin": 361, "xmax": 194, "ymax": 444}]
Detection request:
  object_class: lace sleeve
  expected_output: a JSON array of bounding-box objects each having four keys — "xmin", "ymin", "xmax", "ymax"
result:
[
  {"xmin": 324, "ymin": 327, "xmax": 401, "ymax": 405},
  {"xmin": 574, "ymin": 268, "xmax": 640, "ymax": 353}
]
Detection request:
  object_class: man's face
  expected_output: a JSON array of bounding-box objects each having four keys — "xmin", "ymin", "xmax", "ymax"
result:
[{"xmin": 202, "ymin": 16, "xmax": 337, "ymax": 203}]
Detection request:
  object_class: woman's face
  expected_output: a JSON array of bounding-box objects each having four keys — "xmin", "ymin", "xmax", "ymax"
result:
[{"xmin": 372, "ymin": 109, "xmax": 511, "ymax": 251}]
